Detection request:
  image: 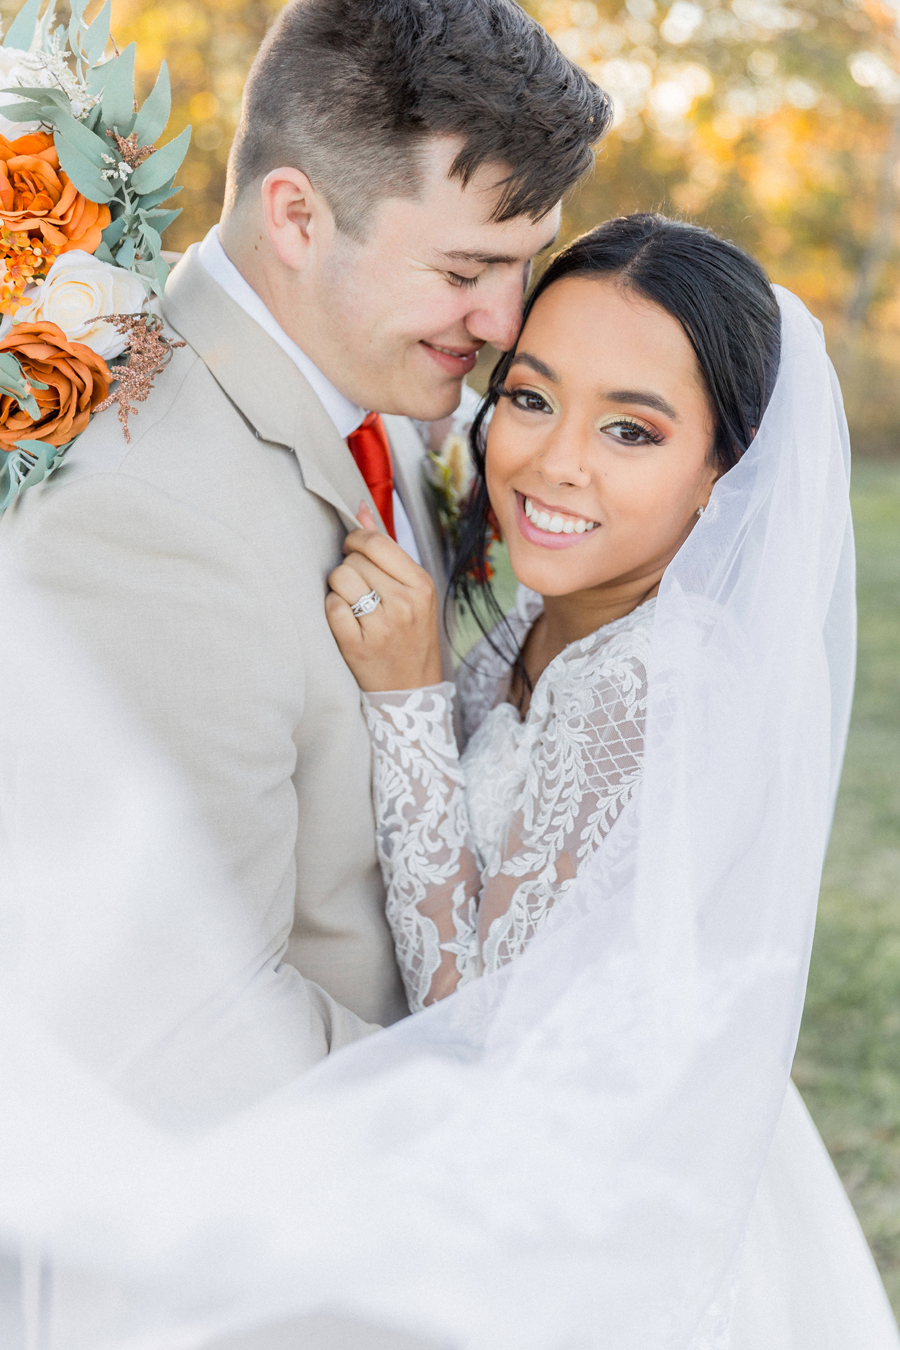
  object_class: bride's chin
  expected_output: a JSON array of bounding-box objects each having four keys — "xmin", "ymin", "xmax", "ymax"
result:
[{"xmin": 507, "ymin": 549, "xmax": 595, "ymax": 597}]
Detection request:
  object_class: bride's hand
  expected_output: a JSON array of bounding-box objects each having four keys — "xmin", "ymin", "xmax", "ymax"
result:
[{"xmin": 326, "ymin": 505, "xmax": 443, "ymax": 692}]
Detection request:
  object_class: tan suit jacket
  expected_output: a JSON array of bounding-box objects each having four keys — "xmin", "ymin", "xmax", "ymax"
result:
[{"xmin": 0, "ymin": 246, "xmax": 452, "ymax": 1041}]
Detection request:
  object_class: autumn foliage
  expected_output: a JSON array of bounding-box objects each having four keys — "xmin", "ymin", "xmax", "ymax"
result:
[{"xmin": 7, "ymin": 0, "xmax": 897, "ymax": 450}]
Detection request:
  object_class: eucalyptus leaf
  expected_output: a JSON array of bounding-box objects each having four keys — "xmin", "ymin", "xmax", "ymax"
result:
[
  {"xmin": 36, "ymin": 0, "xmax": 59, "ymax": 51},
  {"xmin": 0, "ymin": 100, "xmax": 50, "ymax": 124},
  {"xmin": 143, "ymin": 206, "xmax": 180, "ymax": 233},
  {"xmin": 54, "ymin": 133, "xmax": 116, "ymax": 203},
  {"xmin": 81, "ymin": 0, "xmax": 111, "ymax": 67},
  {"xmin": 129, "ymin": 125, "xmax": 190, "ymax": 195},
  {"xmin": 126, "ymin": 267, "xmax": 155, "ymax": 298},
  {"xmin": 136, "ymin": 180, "xmax": 182, "ymax": 210},
  {"xmin": 0, "ymin": 352, "xmax": 44, "ymax": 420},
  {"xmin": 101, "ymin": 44, "xmax": 136, "ymax": 134},
  {"xmin": 53, "ymin": 108, "xmax": 110, "ymax": 168},
  {"xmin": 84, "ymin": 103, "xmax": 103, "ymax": 133},
  {"xmin": 68, "ymin": 0, "xmax": 86, "ymax": 55},
  {"xmin": 116, "ymin": 235, "xmax": 136, "ymax": 268},
  {"xmin": 101, "ymin": 214, "xmax": 128, "ymax": 248},
  {"xmin": 15, "ymin": 439, "xmax": 59, "ymax": 456},
  {"xmin": 5, "ymin": 390, "xmax": 41, "ymax": 420},
  {"xmin": 139, "ymin": 221, "xmax": 162, "ymax": 255},
  {"xmin": 0, "ymin": 455, "xmax": 20, "ymax": 515},
  {"xmin": 132, "ymin": 61, "xmax": 171, "ymax": 148},
  {"xmin": 0, "ymin": 352, "xmax": 23, "ymax": 380},
  {"xmin": 92, "ymin": 241, "xmax": 116, "ymax": 265},
  {"xmin": 86, "ymin": 60, "xmax": 112, "ymax": 96},
  {"xmin": 2, "ymin": 85, "xmax": 73, "ymax": 111},
  {"xmin": 150, "ymin": 255, "xmax": 170, "ymax": 293},
  {"xmin": 0, "ymin": 438, "xmax": 72, "ymax": 516},
  {"xmin": 4, "ymin": 0, "xmax": 43, "ymax": 50},
  {"xmin": 0, "ymin": 447, "xmax": 41, "ymax": 508}
]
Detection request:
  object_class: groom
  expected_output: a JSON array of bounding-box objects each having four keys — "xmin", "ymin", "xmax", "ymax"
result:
[{"xmin": 1, "ymin": 0, "xmax": 608, "ymax": 1058}]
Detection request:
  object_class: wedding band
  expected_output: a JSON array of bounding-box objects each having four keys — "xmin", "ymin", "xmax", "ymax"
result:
[{"xmin": 350, "ymin": 589, "xmax": 382, "ymax": 618}]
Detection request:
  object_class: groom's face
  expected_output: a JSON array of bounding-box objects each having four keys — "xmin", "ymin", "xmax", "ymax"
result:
[{"xmin": 314, "ymin": 140, "xmax": 561, "ymax": 420}]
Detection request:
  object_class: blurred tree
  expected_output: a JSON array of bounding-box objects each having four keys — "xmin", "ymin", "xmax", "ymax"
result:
[
  {"xmin": 527, "ymin": 0, "xmax": 900, "ymax": 450},
  {"xmin": 3, "ymin": 0, "xmax": 900, "ymax": 447},
  {"xmin": 108, "ymin": 0, "xmax": 281, "ymax": 250}
]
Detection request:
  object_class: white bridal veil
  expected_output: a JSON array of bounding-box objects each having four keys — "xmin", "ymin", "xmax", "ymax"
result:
[{"xmin": 0, "ymin": 286, "xmax": 856, "ymax": 1350}]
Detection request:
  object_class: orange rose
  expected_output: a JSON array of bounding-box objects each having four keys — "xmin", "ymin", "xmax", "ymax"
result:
[
  {"xmin": 0, "ymin": 321, "xmax": 111, "ymax": 451},
  {"xmin": 0, "ymin": 131, "xmax": 111, "ymax": 255}
]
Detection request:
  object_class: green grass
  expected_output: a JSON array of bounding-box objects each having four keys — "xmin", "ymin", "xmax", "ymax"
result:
[
  {"xmin": 794, "ymin": 461, "xmax": 900, "ymax": 1312},
  {"xmin": 457, "ymin": 466, "xmax": 900, "ymax": 1310}
]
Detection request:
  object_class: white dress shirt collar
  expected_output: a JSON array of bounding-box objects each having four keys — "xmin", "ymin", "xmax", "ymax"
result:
[{"xmin": 197, "ymin": 225, "xmax": 366, "ymax": 440}]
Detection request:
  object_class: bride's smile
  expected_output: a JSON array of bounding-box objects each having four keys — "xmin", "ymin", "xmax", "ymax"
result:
[{"xmin": 517, "ymin": 491, "xmax": 600, "ymax": 545}]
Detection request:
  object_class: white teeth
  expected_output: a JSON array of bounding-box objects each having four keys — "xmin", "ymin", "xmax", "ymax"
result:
[{"xmin": 523, "ymin": 496, "xmax": 598, "ymax": 535}]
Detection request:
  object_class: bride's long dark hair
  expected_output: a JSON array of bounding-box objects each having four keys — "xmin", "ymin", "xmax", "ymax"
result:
[{"xmin": 450, "ymin": 213, "xmax": 782, "ymax": 669}]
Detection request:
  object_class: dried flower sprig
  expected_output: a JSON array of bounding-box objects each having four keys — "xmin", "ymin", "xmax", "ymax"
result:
[
  {"xmin": 94, "ymin": 312, "xmax": 185, "ymax": 442},
  {"xmin": 106, "ymin": 129, "xmax": 157, "ymax": 171}
]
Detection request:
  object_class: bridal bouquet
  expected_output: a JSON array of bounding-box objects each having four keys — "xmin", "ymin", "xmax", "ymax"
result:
[{"xmin": 0, "ymin": 0, "xmax": 189, "ymax": 515}]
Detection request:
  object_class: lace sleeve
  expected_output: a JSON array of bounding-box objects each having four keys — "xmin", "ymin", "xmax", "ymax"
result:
[
  {"xmin": 362, "ymin": 684, "xmax": 482, "ymax": 1012},
  {"xmin": 364, "ymin": 617, "xmax": 650, "ymax": 1007},
  {"xmin": 475, "ymin": 654, "xmax": 647, "ymax": 974}
]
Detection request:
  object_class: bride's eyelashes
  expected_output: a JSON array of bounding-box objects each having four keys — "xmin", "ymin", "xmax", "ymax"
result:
[
  {"xmin": 499, "ymin": 385, "xmax": 556, "ymax": 413},
  {"xmin": 596, "ymin": 413, "xmax": 665, "ymax": 446}
]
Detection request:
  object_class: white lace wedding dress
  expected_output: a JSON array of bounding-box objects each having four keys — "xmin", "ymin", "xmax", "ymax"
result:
[
  {"xmin": 364, "ymin": 586, "xmax": 651, "ymax": 1009},
  {"xmin": 362, "ymin": 585, "xmax": 900, "ymax": 1349}
]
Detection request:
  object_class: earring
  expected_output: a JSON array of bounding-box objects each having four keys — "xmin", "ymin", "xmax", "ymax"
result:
[{"xmin": 696, "ymin": 505, "xmax": 705, "ymax": 517}]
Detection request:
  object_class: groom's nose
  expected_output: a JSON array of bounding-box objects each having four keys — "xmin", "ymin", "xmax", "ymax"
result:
[{"xmin": 464, "ymin": 265, "xmax": 528, "ymax": 351}]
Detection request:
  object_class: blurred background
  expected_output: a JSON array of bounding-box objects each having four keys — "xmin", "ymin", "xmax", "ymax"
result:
[{"xmin": 3, "ymin": 0, "xmax": 899, "ymax": 1314}]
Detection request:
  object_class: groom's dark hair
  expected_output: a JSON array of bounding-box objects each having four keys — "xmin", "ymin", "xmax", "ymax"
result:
[{"xmin": 228, "ymin": 0, "xmax": 611, "ymax": 237}]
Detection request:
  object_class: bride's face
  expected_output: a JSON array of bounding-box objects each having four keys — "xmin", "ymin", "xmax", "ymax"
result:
[{"xmin": 485, "ymin": 274, "xmax": 720, "ymax": 600}]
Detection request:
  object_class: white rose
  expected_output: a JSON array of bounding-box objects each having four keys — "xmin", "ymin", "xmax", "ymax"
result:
[{"xmin": 12, "ymin": 251, "xmax": 148, "ymax": 359}]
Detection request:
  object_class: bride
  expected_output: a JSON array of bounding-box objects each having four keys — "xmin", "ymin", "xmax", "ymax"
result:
[
  {"xmin": 326, "ymin": 213, "xmax": 900, "ymax": 1346},
  {"xmin": 329, "ymin": 210, "xmax": 774, "ymax": 1006}
]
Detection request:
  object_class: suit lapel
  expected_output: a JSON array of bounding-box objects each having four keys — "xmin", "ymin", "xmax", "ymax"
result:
[
  {"xmin": 162, "ymin": 249, "xmax": 456, "ymax": 675},
  {"xmin": 383, "ymin": 413, "xmax": 455, "ymax": 678},
  {"xmin": 382, "ymin": 414, "xmax": 446, "ymax": 584},
  {"xmin": 162, "ymin": 246, "xmax": 375, "ymax": 534}
]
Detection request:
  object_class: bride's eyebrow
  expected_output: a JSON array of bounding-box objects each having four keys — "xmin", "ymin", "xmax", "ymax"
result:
[
  {"xmin": 509, "ymin": 351, "xmax": 559, "ymax": 382},
  {"xmin": 605, "ymin": 388, "xmax": 679, "ymax": 419}
]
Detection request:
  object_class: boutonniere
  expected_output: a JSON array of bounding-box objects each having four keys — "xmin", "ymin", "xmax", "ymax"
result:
[
  {"xmin": 425, "ymin": 423, "xmax": 501, "ymax": 582},
  {"xmin": 425, "ymin": 428, "xmax": 475, "ymax": 554},
  {"xmin": 0, "ymin": 0, "xmax": 191, "ymax": 516}
]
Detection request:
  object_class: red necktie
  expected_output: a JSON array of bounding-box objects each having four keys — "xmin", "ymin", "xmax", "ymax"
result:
[{"xmin": 347, "ymin": 412, "xmax": 396, "ymax": 540}]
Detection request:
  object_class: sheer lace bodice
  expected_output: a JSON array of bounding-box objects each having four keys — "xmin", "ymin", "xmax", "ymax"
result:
[{"xmin": 363, "ymin": 589, "xmax": 655, "ymax": 1012}]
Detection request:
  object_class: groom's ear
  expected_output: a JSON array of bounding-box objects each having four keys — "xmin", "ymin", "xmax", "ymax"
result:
[{"xmin": 261, "ymin": 167, "xmax": 335, "ymax": 273}]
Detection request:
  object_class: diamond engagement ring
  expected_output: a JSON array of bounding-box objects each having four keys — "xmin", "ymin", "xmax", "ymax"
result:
[{"xmin": 351, "ymin": 589, "xmax": 382, "ymax": 618}]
